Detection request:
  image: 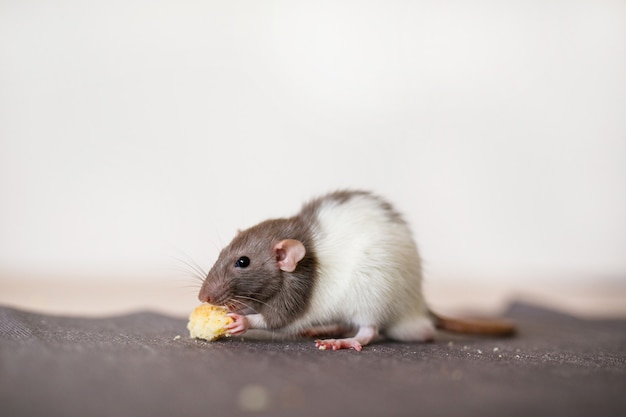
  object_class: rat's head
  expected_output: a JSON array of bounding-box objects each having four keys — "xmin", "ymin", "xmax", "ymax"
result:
[{"xmin": 198, "ymin": 220, "xmax": 306, "ymax": 313}]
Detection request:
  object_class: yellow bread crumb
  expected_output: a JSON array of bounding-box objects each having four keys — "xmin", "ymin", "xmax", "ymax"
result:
[{"xmin": 187, "ymin": 304, "xmax": 234, "ymax": 341}]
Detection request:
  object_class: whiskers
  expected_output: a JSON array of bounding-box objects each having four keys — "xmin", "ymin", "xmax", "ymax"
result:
[
  {"xmin": 232, "ymin": 294, "xmax": 278, "ymax": 313},
  {"xmin": 227, "ymin": 297, "xmax": 252, "ymax": 312},
  {"xmin": 169, "ymin": 254, "xmax": 209, "ymax": 294}
]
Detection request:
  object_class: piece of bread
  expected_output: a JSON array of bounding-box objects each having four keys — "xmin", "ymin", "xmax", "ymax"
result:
[{"xmin": 187, "ymin": 304, "xmax": 234, "ymax": 341}]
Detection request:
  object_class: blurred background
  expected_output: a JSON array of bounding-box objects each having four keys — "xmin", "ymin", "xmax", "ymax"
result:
[{"xmin": 1, "ymin": 0, "xmax": 625, "ymax": 318}]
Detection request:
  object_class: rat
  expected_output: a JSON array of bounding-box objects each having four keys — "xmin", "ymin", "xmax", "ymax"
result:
[{"xmin": 198, "ymin": 190, "xmax": 515, "ymax": 351}]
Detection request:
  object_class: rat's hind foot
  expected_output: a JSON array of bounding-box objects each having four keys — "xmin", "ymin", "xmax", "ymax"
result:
[
  {"xmin": 314, "ymin": 325, "xmax": 378, "ymax": 352},
  {"xmin": 315, "ymin": 338, "xmax": 363, "ymax": 351}
]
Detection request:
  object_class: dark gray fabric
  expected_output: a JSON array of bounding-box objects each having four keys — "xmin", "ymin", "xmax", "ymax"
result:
[{"xmin": 1, "ymin": 302, "xmax": 625, "ymax": 417}]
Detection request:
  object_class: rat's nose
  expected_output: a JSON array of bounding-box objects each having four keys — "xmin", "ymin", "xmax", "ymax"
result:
[
  {"xmin": 198, "ymin": 283, "xmax": 212, "ymax": 303},
  {"xmin": 198, "ymin": 278, "xmax": 227, "ymax": 304}
]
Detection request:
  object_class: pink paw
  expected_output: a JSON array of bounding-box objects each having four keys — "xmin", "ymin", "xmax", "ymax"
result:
[
  {"xmin": 315, "ymin": 338, "xmax": 362, "ymax": 352},
  {"xmin": 225, "ymin": 313, "xmax": 249, "ymax": 336}
]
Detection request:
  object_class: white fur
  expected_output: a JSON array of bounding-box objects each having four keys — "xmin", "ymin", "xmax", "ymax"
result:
[{"xmin": 285, "ymin": 194, "xmax": 434, "ymax": 341}]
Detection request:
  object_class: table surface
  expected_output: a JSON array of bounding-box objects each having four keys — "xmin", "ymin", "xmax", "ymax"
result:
[{"xmin": 1, "ymin": 301, "xmax": 625, "ymax": 417}]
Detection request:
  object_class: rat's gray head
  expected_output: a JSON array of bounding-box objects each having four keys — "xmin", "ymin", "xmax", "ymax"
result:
[{"xmin": 198, "ymin": 219, "xmax": 305, "ymax": 313}]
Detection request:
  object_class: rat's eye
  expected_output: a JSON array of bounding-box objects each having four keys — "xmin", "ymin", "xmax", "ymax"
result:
[{"xmin": 235, "ymin": 256, "xmax": 250, "ymax": 268}]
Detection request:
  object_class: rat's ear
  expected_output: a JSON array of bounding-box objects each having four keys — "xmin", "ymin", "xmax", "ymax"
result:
[{"xmin": 274, "ymin": 239, "xmax": 306, "ymax": 272}]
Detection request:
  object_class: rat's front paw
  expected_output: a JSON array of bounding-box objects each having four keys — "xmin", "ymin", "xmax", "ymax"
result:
[{"xmin": 225, "ymin": 313, "xmax": 249, "ymax": 336}]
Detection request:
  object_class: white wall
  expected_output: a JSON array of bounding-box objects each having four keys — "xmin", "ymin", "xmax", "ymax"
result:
[{"xmin": 1, "ymin": 1, "xmax": 625, "ymax": 286}]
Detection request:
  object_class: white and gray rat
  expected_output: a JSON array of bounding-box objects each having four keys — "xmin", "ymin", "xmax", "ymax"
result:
[{"xmin": 198, "ymin": 190, "xmax": 515, "ymax": 351}]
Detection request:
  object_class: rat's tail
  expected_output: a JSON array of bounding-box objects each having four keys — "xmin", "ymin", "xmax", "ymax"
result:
[{"xmin": 430, "ymin": 311, "xmax": 516, "ymax": 337}]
